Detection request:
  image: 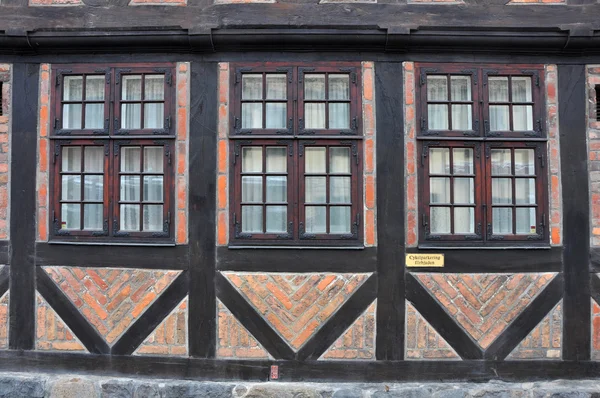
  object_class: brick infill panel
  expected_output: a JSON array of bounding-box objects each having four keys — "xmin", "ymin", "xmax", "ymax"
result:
[
  {"xmin": 217, "ymin": 299, "xmax": 271, "ymax": 359},
  {"xmin": 587, "ymin": 66, "xmax": 600, "ymax": 247},
  {"xmin": 592, "ymin": 297, "xmax": 600, "ymax": 360},
  {"xmin": 35, "ymin": 292, "xmax": 87, "ymax": 352},
  {"xmin": 546, "ymin": 65, "xmax": 562, "ymax": 246},
  {"xmin": 0, "ymin": 65, "xmax": 11, "ymax": 241},
  {"xmin": 37, "ymin": 64, "xmax": 51, "ymax": 242},
  {"xmin": 362, "ymin": 62, "xmax": 377, "ymax": 247},
  {"xmin": 0, "ymin": 289, "xmax": 7, "ymax": 350},
  {"xmin": 175, "ymin": 62, "xmax": 190, "ymax": 244},
  {"xmin": 216, "ymin": 63, "xmax": 229, "ymax": 246},
  {"xmin": 507, "ymin": 300, "xmax": 562, "ymax": 360},
  {"xmin": 405, "ymin": 301, "xmax": 460, "ymax": 360},
  {"xmin": 134, "ymin": 297, "xmax": 188, "ymax": 356}
]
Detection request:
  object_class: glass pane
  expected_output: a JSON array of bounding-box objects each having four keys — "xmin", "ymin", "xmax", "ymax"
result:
[
  {"xmin": 84, "ymin": 104, "xmax": 104, "ymax": 129},
  {"xmin": 305, "ymin": 74, "xmax": 325, "ymax": 100},
  {"xmin": 64, "ymin": 76, "xmax": 83, "ymax": 101},
  {"xmin": 512, "ymin": 77, "xmax": 532, "ymax": 102},
  {"xmin": 242, "ymin": 74, "xmax": 263, "ymax": 100},
  {"xmin": 454, "ymin": 178, "xmax": 474, "ymax": 204},
  {"xmin": 121, "ymin": 104, "xmax": 141, "ymax": 129},
  {"xmin": 242, "ymin": 176, "xmax": 263, "ymax": 203},
  {"xmin": 515, "ymin": 178, "xmax": 536, "ymax": 204},
  {"xmin": 266, "ymin": 206, "xmax": 286, "ymax": 233},
  {"xmin": 305, "ymin": 147, "xmax": 326, "ymax": 173},
  {"xmin": 62, "ymin": 147, "xmax": 81, "ymax": 172},
  {"xmin": 330, "ymin": 147, "xmax": 350, "ymax": 174},
  {"xmin": 266, "ymin": 176, "xmax": 286, "ymax": 203},
  {"xmin": 329, "ymin": 103, "xmax": 350, "ymax": 129},
  {"xmin": 143, "ymin": 176, "xmax": 163, "ymax": 202},
  {"xmin": 491, "ymin": 149, "xmax": 512, "ymax": 175},
  {"xmin": 453, "ymin": 148, "xmax": 473, "ymax": 175},
  {"xmin": 490, "ymin": 105, "xmax": 510, "ymax": 131},
  {"xmin": 427, "ymin": 76, "xmax": 448, "ymax": 101},
  {"xmin": 144, "ymin": 75, "xmax": 165, "ymax": 100},
  {"xmin": 305, "ymin": 103, "xmax": 326, "ymax": 129},
  {"xmin": 63, "ymin": 104, "xmax": 82, "ymax": 129},
  {"xmin": 454, "ymin": 208, "xmax": 474, "ymax": 234},
  {"xmin": 431, "ymin": 207, "xmax": 450, "ymax": 234},
  {"xmin": 451, "ymin": 104, "xmax": 472, "ymax": 131},
  {"xmin": 242, "ymin": 206, "xmax": 262, "ymax": 233},
  {"xmin": 84, "ymin": 175, "xmax": 103, "ymax": 201},
  {"xmin": 266, "ymin": 147, "xmax": 287, "ymax": 173},
  {"xmin": 122, "ymin": 75, "xmax": 142, "ymax": 101},
  {"xmin": 515, "ymin": 149, "xmax": 535, "ymax": 175},
  {"xmin": 62, "ymin": 175, "xmax": 81, "ymax": 201},
  {"xmin": 516, "ymin": 208, "xmax": 536, "ymax": 234},
  {"xmin": 242, "ymin": 147, "xmax": 262, "ymax": 173},
  {"xmin": 430, "ymin": 177, "xmax": 450, "ymax": 204},
  {"xmin": 144, "ymin": 147, "xmax": 164, "ymax": 173},
  {"xmin": 330, "ymin": 206, "xmax": 351, "ymax": 234},
  {"xmin": 428, "ymin": 104, "xmax": 449, "ymax": 130},
  {"xmin": 242, "ymin": 103, "xmax": 262, "ymax": 129},
  {"xmin": 513, "ymin": 105, "xmax": 533, "ymax": 131},
  {"xmin": 121, "ymin": 147, "xmax": 141, "ymax": 172},
  {"xmin": 305, "ymin": 177, "xmax": 326, "ymax": 203},
  {"xmin": 493, "ymin": 207, "xmax": 512, "ymax": 234},
  {"xmin": 85, "ymin": 76, "xmax": 105, "ymax": 101},
  {"xmin": 329, "ymin": 75, "xmax": 350, "ymax": 100},
  {"xmin": 450, "ymin": 76, "xmax": 471, "ymax": 101},
  {"xmin": 143, "ymin": 205, "xmax": 163, "ymax": 231},
  {"xmin": 266, "ymin": 74, "xmax": 286, "ymax": 100},
  {"xmin": 429, "ymin": 148, "xmax": 450, "ymax": 174},
  {"xmin": 120, "ymin": 176, "xmax": 141, "ymax": 201},
  {"xmin": 489, "ymin": 77, "xmax": 509, "ymax": 102},
  {"xmin": 306, "ymin": 206, "xmax": 326, "ymax": 233},
  {"xmin": 84, "ymin": 147, "xmax": 103, "ymax": 172},
  {"xmin": 144, "ymin": 103, "xmax": 164, "ymax": 129},
  {"xmin": 61, "ymin": 204, "xmax": 80, "ymax": 230},
  {"xmin": 330, "ymin": 177, "xmax": 351, "ymax": 204},
  {"xmin": 492, "ymin": 178, "xmax": 513, "ymax": 205},
  {"xmin": 121, "ymin": 204, "xmax": 140, "ymax": 231},
  {"xmin": 83, "ymin": 204, "xmax": 102, "ymax": 230},
  {"xmin": 265, "ymin": 103, "xmax": 286, "ymax": 129}
]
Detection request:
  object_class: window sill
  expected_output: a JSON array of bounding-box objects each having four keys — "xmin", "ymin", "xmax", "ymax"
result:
[
  {"xmin": 416, "ymin": 245, "xmax": 552, "ymax": 250},
  {"xmin": 48, "ymin": 240, "xmax": 176, "ymax": 247},
  {"xmin": 227, "ymin": 245, "xmax": 365, "ymax": 250}
]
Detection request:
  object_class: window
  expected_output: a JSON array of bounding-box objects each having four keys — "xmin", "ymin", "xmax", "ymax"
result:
[
  {"xmin": 230, "ymin": 64, "xmax": 362, "ymax": 246},
  {"xmin": 50, "ymin": 65, "xmax": 175, "ymax": 242},
  {"xmin": 417, "ymin": 64, "xmax": 548, "ymax": 246}
]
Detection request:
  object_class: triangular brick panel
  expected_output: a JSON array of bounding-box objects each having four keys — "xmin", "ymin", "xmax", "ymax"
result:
[
  {"xmin": 405, "ymin": 301, "xmax": 460, "ymax": 360},
  {"xmin": 0, "ymin": 292, "xmax": 8, "ymax": 350},
  {"xmin": 35, "ymin": 292, "xmax": 87, "ymax": 353},
  {"xmin": 507, "ymin": 300, "xmax": 562, "ymax": 360},
  {"xmin": 223, "ymin": 272, "xmax": 371, "ymax": 350},
  {"xmin": 415, "ymin": 273, "xmax": 556, "ymax": 349},
  {"xmin": 320, "ymin": 300, "xmax": 376, "ymax": 360},
  {"xmin": 217, "ymin": 299, "xmax": 271, "ymax": 359},
  {"xmin": 592, "ymin": 298, "xmax": 600, "ymax": 361},
  {"xmin": 42, "ymin": 267, "xmax": 180, "ymax": 344},
  {"xmin": 134, "ymin": 297, "xmax": 188, "ymax": 357}
]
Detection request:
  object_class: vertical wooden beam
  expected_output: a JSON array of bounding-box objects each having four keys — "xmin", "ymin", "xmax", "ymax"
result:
[
  {"xmin": 559, "ymin": 64, "xmax": 590, "ymax": 360},
  {"xmin": 375, "ymin": 62, "xmax": 405, "ymax": 360},
  {"xmin": 188, "ymin": 62, "xmax": 218, "ymax": 358},
  {"xmin": 9, "ymin": 63, "xmax": 39, "ymax": 350}
]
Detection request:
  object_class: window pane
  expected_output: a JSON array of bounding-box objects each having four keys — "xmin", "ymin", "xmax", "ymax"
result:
[
  {"xmin": 84, "ymin": 147, "xmax": 103, "ymax": 172},
  {"xmin": 329, "ymin": 75, "xmax": 350, "ymax": 100},
  {"xmin": 242, "ymin": 147, "xmax": 262, "ymax": 173},
  {"xmin": 242, "ymin": 176, "xmax": 263, "ymax": 203},
  {"xmin": 265, "ymin": 103, "xmax": 286, "ymax": 129},
  {"xmin": 450, "ymin": 76, "xmax": 471, "ymax": 101},
  {"xmin": 515, "ymin": 149, "xmax": 535, "ymax": 175},
  {"xmin": 329, "ymin": 103, "xmax": 350, "ymax": 129},
  {"xmin": 266, "ymin": 205, "xmax": 286, "ymax": 233},
  {"xmin": 121, "ymin": 147, "xmax": 141, "ymax": 172},
  {"xmin": 490, "ymin": 105, "xmax": 510, "ymax": 131},
  {"xmin": 330, "ymin": 177, "xmax": 351, "ymax": 204},
  {"xmin": 430, "ymin": 207, "xmax": 450, "ymax": 234},
  {"xmin": 305, "ymin": 147, "xmax": 326, "ymax": 173},
  {"xmin": 489, "ymin": 77, "xmax": 509, "ymax": 102},
  {"xmin": 330, "ymin": 147, "xmax": 350, "ymax": 174},
  {"xmin": 122, "ymin": 104, "xmax": 141, "ymax": 129},
  {"xmin": 428, "ymin": 104, "xmax": 448, "ymax": 130},
  {"xmin": 84, "ymin": 104, "xmax": 104, "ymax": 129},
  {"xmin": 61, "ymin": 203, "xmax": 80, "ymax": 230},
  {"xmin": 143, "ymin": 176, "xmax": 164, "ymax": 202},
  {"xmin": 242, "ymin": 74, "xmax": 263, "ymax": 100},
  {"xmin": 430, "ymin": 177, "xmax": 450, "ymax": 204},
  {"xmin": 427, "ymin": 76, "xmax": 447, "ymax": 101},
  {"xmin": 305, "ymin": 177, "xmax": 326, "ymax": 203},
  {"xmin": 266, "ymin": 176, "xmax": 286, "ymax": 203},
  {"xmin": 266, "ymin": 74, "xmax": 286, "ymax": 100},
  {"xmin": 491, "ymin": 149, "xmax": 511, "ymax": 175},
  {"xmin": 515, "ymin": 178, "xmax": 536, "ymax": 204},
  {"xmin": 516, "ymin": 208, "xmax": 536, "ymax": 234},
  {"xmin": 454, "ymin": 178, "xmax": 474, "ymax": 204},
  {"xmin": 306, "ymin": 206, "xmax": 326, "ymax": 233},
  {"xmin": 264, "ymin": 147, "xmax": 286, "ymax": 173},
  {"xmin": 121, "ymin": 204, "xmax": 140, "ymax": 231},
  {"xmin": 122, "ymin": 75, "xmax": 142, "ymax": 100},
  {"xmin": 63, "ymin": 104, "xmax": 82, "ymax": 129},
  {"xmin": 120, "ymin": 176, "xmax": 141, "ymax": 201},
  {"xmin": 144, "ymin": 147, "xmax": 164, "ymax": 173},
  {"xmin": 305, "ymin": 74, "xmax": 325, "ymax": 100},
  {"xmin": 144, "ymin": 75, "xmax": 165, "ymax": 100},
  {"xmin": 429, "ymin": 148, "xmax": 450, "ymax": 174},
  {"xmin": 85, "ymin": 76, "xmax": 105, "ymax": 101},
  {"xmin": 62, "ymin": 147, "xmax": 81, "ymax": 172},
  {"xmin": 512, "ymin": 77, "xmax": 532, "ymax": 102},
  {"xmin": 242, "ymin": 206, "xmax": 262, "ymax": 233},
  {"xmin": 143, "ymin": 205, "xmax": 163, "ymax": 231},
  {"xmin": 493, "ymin": 207, "xmax": 513, "ymax": 234},
  {"xmin": 492, "ymin": 178, "xmax": 512, "ymax": 205},
  {"xmin": 513, "ymin": 105, "xmax": 533, "ymax": 131},
  {"xmin": 242, "ymin": 103, "xmax": 262, "ymax": 129},
  {"xmin": 330, "ymin": 206, "xmax": 351, "ymax": 234},
  {"xmin": 454, "ymin": 207, "xmax": 474, "ymax": 234},
  {"xmin": 84, "ymin": 175, "xmax": 103, "ymax": 201},
  {"xmin": 144, "ymin": 103, "xmax": 164, "ymax": 129},
  {"xmin": 64, "ymin": 76, "xmax": 83, "ymax": 101},
  {"xmin": 83, "ymin": 204, "xmax": 103, "ymax": 230},
  {"xmin": 451, "ymin": 104, "xmax": 472, "ymax": 130},
  {"xmin": 62, "ymin": 175, "xmax": 81, "ymax": 201},
  {"xmin": 305, "ymin": 103, "xmax": 326, "ymax": 129},
  {"xmin": 453, "ymin": 148, "xmax": 473, "ymax": 175}
]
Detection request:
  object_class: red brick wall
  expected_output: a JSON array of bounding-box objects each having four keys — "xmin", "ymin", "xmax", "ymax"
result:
[
  {"xmin": 405, "ymin": 302, "xmax": 459, "ymax": 360},
  {"xmin": 134, "ymin": 297, "xmax": 188, "ymax": 356},
  {"xmin": 36, "ymin": 293, "xmax": 87, "ymax": 352},
  {"xmin": 321, "ymin": 300, "xmax": 376, "ymax": 360},
  {"xmin": 217, "ymin": 299, "xmax": 271, "ymax": 359},
  {"xmin": 0, "ymin": 65, "xmax": 11, "ymax": 241},
  {"xmin": 587, "ymin": 66, "xmax": 600, "ymax": 247}
]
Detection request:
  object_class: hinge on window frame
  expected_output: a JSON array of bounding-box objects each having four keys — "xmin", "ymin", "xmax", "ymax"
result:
[
  {"xmin": 54, "ymin": 118, "xmax": 59, "ymax": 129},
  {"xmin": 53, "ymin": 142, "xmax": 60, "ymax": 164},
  {"xmin": 233, "ymin": 212, "xmax": 252, "ymax": 239}
]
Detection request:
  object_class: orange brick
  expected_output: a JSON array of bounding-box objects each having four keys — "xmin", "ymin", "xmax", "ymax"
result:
[
  {"xmin": 177, "ymin": 107, "xmax": 187, "ymax": 140},
  {"xmin": 365, "ymin": 209, "xmax": 375, "ymax": 245},
  {"xmin": 177, "ymin": 142, "xmax": 186, "ymax": 175},
  {"xmin": 365, "ymin": 175, "xmax": 375, "ymax": 209},
  {"xmin": 363, "ymin": 68, "xmax": 373, "ymax": 102},
  {"xmin": 218, "ymin": 175, "xmax": 227, "ymax": 210},
  {"xmin": 39, "ymin": 105, "xmax": 49, "ymax": 137},
  {"xmin": 364, "ymin": 138, "xmax": 374, "ymax": 173},
  {"xmin": 177, "ymin": 210, "xmax": 186, "ymax": 244},
  {"xmin": 218, "ymin": 140, "xmax": 228, "ymax": 174},
  {"xmin": 364, "ymin": 103, "xmax": 374, "ymax": 135},
  {"xmin": 38, "ymin": 208, "xmax": 48, "ymax": 241},
  {"xmin": 39, "ymin": 138, "xmax": 48, "ymax": 173},
  {"xmin": 551, "ymin": 226, "xmax": 561, "ymax": 244},
  {"xmin": 177, "ymin": 176, "xmax": 186, "ymax": 210},
  {"xmin": 132, "ymin": 292, "xmax": 156, "ymax": 318},
  {"xmin": 407, "ymin": 211, "xmax": 417, "ymax": 246},
  {"xmin": 217, "ymin": 211, "xmax": 228, "ymax": 245}
]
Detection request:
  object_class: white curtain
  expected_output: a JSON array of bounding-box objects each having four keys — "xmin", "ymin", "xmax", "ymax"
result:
[
  {"xmin": 512, "ymin": 77, "xmax": 533, "ymax": 131},
  {"xmin": 84, "ymin": 75, "xmax": 105, "ymax": 129},
  {"xmin": 63, "ymin": 76, "xmax": 83, "ymax": 129},
  {"xmin": 120, "ymin": 147, "xmax": 141, "ymax": 231},
  {"xmin": 241, "ymin": 147, "xmax": 263, "ymax": 233},
  {"xmin": 122, "ymin": 76, "xmax": 141, "ymax": 129},
  {"xmin": 144, "ymin": 75, "xmax": 164, "ymax": 129},
  {"xmin": 305, "ymin": 74, "xmax": 326, "ymax": 129},
  {"xmin": 82, "ymin": 146, "xmax": 104, "ymax": 229}
]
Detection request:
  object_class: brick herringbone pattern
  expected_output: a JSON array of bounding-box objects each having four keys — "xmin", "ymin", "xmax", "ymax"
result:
[
  {"xmin": 43, "ymin": 267, "xmax": 180, "ymax": 344},
  {"xmin": 217, "ymin": 299, "xmax": 270, "ymax": 359},
  {"xmin": 223, "ymin": 272, "xmax": 370, "ymax": 350},
  {"xmin": 35, "ymin": 292, "xmax": 87, "ymax": 352},
  {"xmin": 320, "ymin": 300, "xmax": 376, "ymax": 360},
  {"xmin": 0, "ymin": 292, "xmax": 8, "ymax": 350},
  {"xmin": 134, "ymin": 297, "xmax": 188, "ymax": 357},
  {"xmin": 507, "ymin": 301, "xmax": 562, "ymax": 360},
  {"xmin": 405, "ymin": 302, "xmax": 460, "ymax": 360},
  {"xmin": 415, "ymin": 273, "xmax": 556, "ymax": 349}
]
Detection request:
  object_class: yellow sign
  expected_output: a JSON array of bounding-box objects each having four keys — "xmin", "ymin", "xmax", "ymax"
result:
[{"xmin": 406, "ymin": 254, "xmax": 444, "ymax": 267}]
